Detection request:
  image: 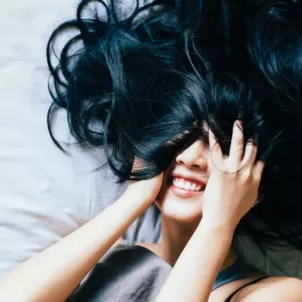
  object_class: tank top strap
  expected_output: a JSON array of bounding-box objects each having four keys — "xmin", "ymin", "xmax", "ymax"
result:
[
  {"xmin": 224, "ymin": 276, "xmax": 267, "ymax": 302},
  {"xmin": 213, "ymin": 259, "xmax": 261, "ymax": 290}
]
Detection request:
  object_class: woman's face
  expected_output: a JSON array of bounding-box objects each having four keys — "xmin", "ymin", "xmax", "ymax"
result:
[{"xmin": 156, "ymin": 139, "xmax": 212, "ymax": 224}]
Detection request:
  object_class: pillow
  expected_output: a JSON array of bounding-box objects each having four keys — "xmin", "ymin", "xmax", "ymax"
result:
[{"xmin": 0, "ymin": 0, "xmax": 123, "ymax": 277}]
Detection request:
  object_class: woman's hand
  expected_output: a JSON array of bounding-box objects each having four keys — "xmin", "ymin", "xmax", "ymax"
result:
[
  {"xmin": 125, "ymin": 158, "xmax": 164, "ymax": 205},
  {"xmin": 202, "ymin": 121, "xmax": 265, "ymax": 230}
]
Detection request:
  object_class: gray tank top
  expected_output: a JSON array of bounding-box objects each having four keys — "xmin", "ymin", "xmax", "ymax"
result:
[{"xmin": 67, "ymin": 244, "xmax": 263, "ymax": 302}]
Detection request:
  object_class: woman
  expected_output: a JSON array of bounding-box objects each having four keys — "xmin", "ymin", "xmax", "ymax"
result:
[
  {"xmin": 0, "ymin": 121, "xmax": 301, "ymax": 302},
  {"xmin": 0, "ymin": 0, "xmax": 301, "ymax": 301}
]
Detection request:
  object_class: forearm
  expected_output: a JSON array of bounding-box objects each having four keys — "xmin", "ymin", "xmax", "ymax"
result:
[
  {"xmin": 0, "ymin": 191, "xmax": 150, "ymax": 302},
  {"xmin": 156, "ymin": 220, "xmax": 234, "ymax": 302}
]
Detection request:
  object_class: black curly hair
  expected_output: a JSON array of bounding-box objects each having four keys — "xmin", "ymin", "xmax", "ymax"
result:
[{"xmin": 47, "ymin": 0, "xmax": 302, "ymax": 256}]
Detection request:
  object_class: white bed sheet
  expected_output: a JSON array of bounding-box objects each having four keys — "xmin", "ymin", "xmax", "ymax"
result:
[{"xmin": 0, "ymin": 0, "xmax": 129, "ymax": 277}]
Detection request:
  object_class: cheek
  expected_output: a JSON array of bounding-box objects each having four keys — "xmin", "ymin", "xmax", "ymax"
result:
[
  {"xmin": 155, "ymin": 170, "xmax": 171, "ymax": 202},
  {"xmin": 155, "ymin": 179, "xmax": 170, "ymax": 211},
  {"xmin": 205, "ymin": 152, "xmax": 212, "ymax": 172}
]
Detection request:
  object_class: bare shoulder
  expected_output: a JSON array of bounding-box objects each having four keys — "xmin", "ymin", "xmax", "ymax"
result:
[
  {"xmin": 136, "ymin": 242, "xmax": 163, "ymax": 258},
  {"xmin": 232, "ymin": 276, "xmax": 302, "ymax": 302}
]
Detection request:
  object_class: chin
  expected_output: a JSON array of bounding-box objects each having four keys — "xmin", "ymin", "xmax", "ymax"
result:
[{"xmin": 156, "ymin": 188, "xmax": 203, "ymax": 225}]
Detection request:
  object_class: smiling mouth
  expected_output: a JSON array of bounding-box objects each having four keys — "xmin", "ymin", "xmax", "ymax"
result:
[{"xmin": 172, "ymin": 178, "xmax": 206, "ymax": 192}]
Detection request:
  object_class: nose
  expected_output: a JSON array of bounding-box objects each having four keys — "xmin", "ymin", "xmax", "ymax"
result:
[{"xmin": 175, "ymin": 140, "xmax": 209, "ymax": 170}]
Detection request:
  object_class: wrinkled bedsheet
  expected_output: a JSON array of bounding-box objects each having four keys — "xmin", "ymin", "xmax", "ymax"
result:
[{"xmin": 0, "ymin": 0, "xmax": 160, "ymax": 278}]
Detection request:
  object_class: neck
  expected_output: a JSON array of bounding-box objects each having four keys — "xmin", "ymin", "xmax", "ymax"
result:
[{"xmin": 161, "ymin": 216, "xmax": 237, "ymax": 269}]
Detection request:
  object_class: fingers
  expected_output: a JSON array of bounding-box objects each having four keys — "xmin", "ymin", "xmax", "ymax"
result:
[
  {"xmin": 242, "ymin": 142, "xmax": 265, "ymax": 182},
  {"xmin": 229, "ymin": 121, "xmax": 244, "ymax": 168},
  {"xmin": 253, "ymin": 160, "xmax": 265, "ymax": 179},
  {"xmin": 228, "ymin": 121, "xmax": 264, "ymax": 176},
  {"xmin": 242, "ymin": 140, "xmax": 255, "ymax": 167},
  {"xmin": 132, "ymin": 157, "xmax": 146, "ymax": 172},
  {"xmin": 210, "ymin": 122, "xmax": 264, "ymax": 176},
  {"xmin": 209, "ymin": 128, "xmax": 223, "ymax": 160}
]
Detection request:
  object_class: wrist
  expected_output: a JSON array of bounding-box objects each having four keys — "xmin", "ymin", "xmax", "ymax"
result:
[
  {"xmin": 122, "ymin": 185, "xmax": 154, "ymax": 205},
  {"xmin": 198, "ymin": 217, "xmax": 236, "ymax": 239}
]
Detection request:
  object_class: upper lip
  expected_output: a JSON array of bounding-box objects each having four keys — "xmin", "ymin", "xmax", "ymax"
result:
[{"xmin": 170, "ymin": 172, "xmax": 208, "ymax": 188}]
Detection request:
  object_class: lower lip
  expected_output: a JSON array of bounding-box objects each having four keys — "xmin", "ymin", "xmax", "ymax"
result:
[{"xmin": 170, "ymin": 185, "xmax": 204, "ymax": 198}]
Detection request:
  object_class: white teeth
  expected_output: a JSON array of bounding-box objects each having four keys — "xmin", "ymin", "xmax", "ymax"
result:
[
  {"xmin": 184, "ymin": 182, "xmax": 191, "ymax": 190},
  {"xmin": 172, "ymin": 178, "xmax": 204, "ymax": 192},
  {"xmin": 190, "ymin": 183, "xmax": 197, "ymax": 191},
  {"xmin": 179, "ymin": 178, "xmax": 185, "ymax": 188}
]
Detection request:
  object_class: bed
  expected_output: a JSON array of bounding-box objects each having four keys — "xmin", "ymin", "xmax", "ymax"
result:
[{"xmin": 0, "ymin": 0, "xmax": 301, "ymax": 280}]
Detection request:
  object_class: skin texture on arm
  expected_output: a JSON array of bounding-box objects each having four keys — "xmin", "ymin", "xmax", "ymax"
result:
[
  {"xmin": 0, "ymin": 173, "xmax": 163, "ymax": 302},
  {"xmin": 156, "ymin": 219, "xmax": 234, "ymax": 302}
]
